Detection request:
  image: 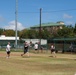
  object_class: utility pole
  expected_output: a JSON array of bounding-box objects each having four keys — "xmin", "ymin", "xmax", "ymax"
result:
[
  {"xmin": 39, "ymin": 8, "xmax": 42, "ymax": 49},
  {"xmin": 15, "ymin": 0, "xmax": 18, "ymax": 48}
]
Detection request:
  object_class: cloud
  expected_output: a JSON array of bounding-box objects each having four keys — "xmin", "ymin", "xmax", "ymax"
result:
[
  {"xmin": 63, "ymin": 13, "xmax": 73, "ymax": 19},
  {"xmin": 4, "ymin": 21, "xmax": 25, "ymax": 30}
]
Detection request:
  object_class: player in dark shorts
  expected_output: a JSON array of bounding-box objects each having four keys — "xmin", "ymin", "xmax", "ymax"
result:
[
  {"xmin": 21, "ymin": 42, "xmax": 29, "ymax": 57},
  {"xmin": 34, "ymin": 42, "xmax": 38, "ymax": 53},
  {"xmin": 50, "ymin": 44, "xmax": 56, "ymax": 57},
  {"xmin": 6, "ymin": 42, "xmax": 11, "ymax": 58}
]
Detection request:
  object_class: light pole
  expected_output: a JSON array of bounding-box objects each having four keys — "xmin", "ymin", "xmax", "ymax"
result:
[
  {"xmin": 15, "ymin": 0, "xmax": 18, "ymax": 48},
  {"xmin": 39, "ymin": 8, "xmax": 42, "ymax": 49}
]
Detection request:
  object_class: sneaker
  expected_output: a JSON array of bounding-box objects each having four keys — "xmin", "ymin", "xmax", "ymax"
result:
[
  {"xmin": 21, "ymin": 54, "xmax": 23, "ymax": 56},
  {"xmin": 6, "ymin": 57, "xmax": 9, "ymax": 59}
]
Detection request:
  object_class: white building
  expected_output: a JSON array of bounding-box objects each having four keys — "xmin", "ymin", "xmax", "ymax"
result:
[
  {"xmin": 0, "ymin": 35, "xmax": 19, "ymax": 40},
  {"xmin": 22, "ymin": 39, "xmax": 47, "ymax": 45},
  {"xmin": 0, "ymin": 35, "xmax": 19, "ymax": 48}
]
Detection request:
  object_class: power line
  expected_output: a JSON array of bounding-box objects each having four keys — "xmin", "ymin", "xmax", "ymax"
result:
[
  {"xmin": 18, "ymin": 12, "xmax": 39, "ymax": 13},
  {"xmin": 43, "ymin": 8, "xmax": 76, "ymax": 13},
  {"xmin": 18, "ymin": 8, "xmax": 76, "ymax": 13}
]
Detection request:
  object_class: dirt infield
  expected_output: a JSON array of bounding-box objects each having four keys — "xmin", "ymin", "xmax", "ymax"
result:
[{"xmin": 0, "ymin": 51, "xmax": 76, "ymax": 60}]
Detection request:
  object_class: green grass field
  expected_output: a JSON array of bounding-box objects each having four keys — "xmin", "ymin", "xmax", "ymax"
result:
[{"xmin": 0, "ymin": 51, "xmax": 76, "ymax": 75}]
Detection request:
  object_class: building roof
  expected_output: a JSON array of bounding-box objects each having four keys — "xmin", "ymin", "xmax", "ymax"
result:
[
  {"xmin": 31, "ymin": 22, "xmax": 65, "ymax": 28},
  {"xmin": 53, "ymin": 38, "xmax": 76, "ymax": 41}
]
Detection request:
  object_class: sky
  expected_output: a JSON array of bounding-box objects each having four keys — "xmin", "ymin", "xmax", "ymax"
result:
[{"xmin": 0, "ymin": 0, "xmax": 76, "ymax": 30}]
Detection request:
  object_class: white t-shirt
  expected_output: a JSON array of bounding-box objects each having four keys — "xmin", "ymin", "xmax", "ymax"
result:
[
  {"xmin": 6, "ymin": 44, "xmax": 11, "ymax": 52},
  {"xmin": 51, "ymin": 45, "xmax": 55, "ymax": 49},
  {"xmin": 34, "ymin": 44, "xmax": 38, "ymax": 49}
]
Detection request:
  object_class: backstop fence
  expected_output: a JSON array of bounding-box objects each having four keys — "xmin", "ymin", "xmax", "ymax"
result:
[
  {"xmin": 48, "ymin": 38, "xmax": 76, "ymax": 53},
  {"xmin": 0, "ymin": 38, "xmax": 76, "ymax": 53}
]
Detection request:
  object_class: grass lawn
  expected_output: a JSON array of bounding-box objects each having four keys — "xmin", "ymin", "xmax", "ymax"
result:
[{"xmin": 0, "ymin": 51, "xmax": 76, "ymax": 75}]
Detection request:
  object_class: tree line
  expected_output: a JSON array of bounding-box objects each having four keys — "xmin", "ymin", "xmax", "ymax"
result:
[{"xmin": 0, "ymin": 24, "xmax": 76, "ymax": 39}]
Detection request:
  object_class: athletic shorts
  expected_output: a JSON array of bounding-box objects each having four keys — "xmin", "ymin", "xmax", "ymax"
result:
[
  {"xmin": 7, "ymin": 51, "xmax": 10, "ymax": 54},
  {"xmin": 35, "ymin": 49, "xmax": 38, "ymax": 51},
  {"xmin": 24, "ymin": 49, "xmax": 28, "ymax": 54},
  {"xmin": 51, "ymin": 49, "xmax": 55, "ymax": 52}
]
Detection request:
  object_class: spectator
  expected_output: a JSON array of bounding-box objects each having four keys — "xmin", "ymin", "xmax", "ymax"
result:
[{"xmin": 69, "ymin": 43, "xmax": 73, "ymax": 52}]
